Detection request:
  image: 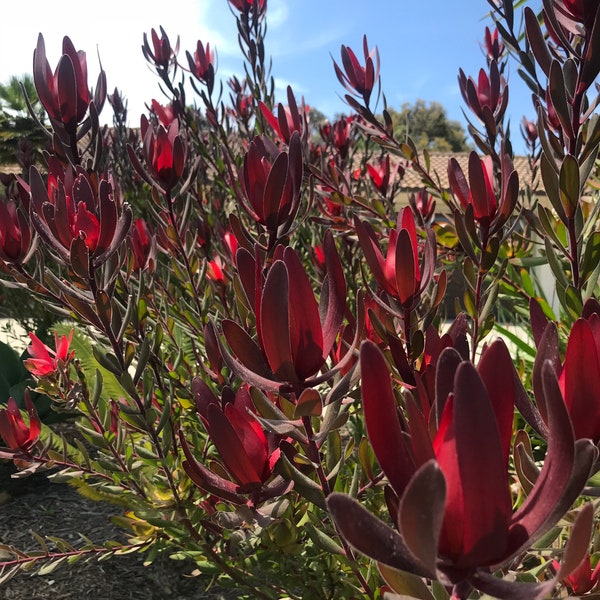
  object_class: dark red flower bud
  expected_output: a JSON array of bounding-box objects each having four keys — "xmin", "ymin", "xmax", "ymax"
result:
[
  {"xmin": 483, "ymin": 26, "xmax": 505, "ymax": 62},
  {"xmin": 228, "ymin": 0, "xmax": 266, "ymax": 16},
  {"xmin": 0, "ymin": 199, "xmax": 34, "ymax": 265},
  {"xmin": 448, "ymin": 151, "xmax": 518, "ymax": 234},
  {"xmin": 366, "ymin": 155, "xmax": 400, "ymax": 196},
  {"xmin": 128, "ymin": 116, "xmax": 187, "ymax": 194},
  {"xmin": 181, "ymin": 383, "xmax": 281, "ymax": 501},
  {"xmin": 142, "ymin": 27, "xmax": 179, "ymax": 71},
  {"xmin": 458, "ymin": 60, "xmax": 508, "ymax": 126},
  {"xmin": 130, "ymin": 218, "xmax": 156, "ymax": 272},
  {"xmin": 33, "ymin": 34, "xmax": 106, "ymax": 134},
  {"xmin": 334, "ymin": 35, "xmax": 380, "ymax": 106},
  {"xmin": 0, "ymin": 392, "xmax": 41, "ymax": 457},
  {"xmin": 258, "ymin": 86, "xmax": 309, "ymax": 145},
  {"xmin": 187, "ymin": 40, "xmax": 215, "ymax": 94},
  {"xmin": 237, "ymin": 133, "xmax": 303, "ymax": 236},
  {"xmin": 150, "ymin": 100, "xmax": 177, "ymax": 127},
  {"xmin": 355, "ymin": 207, "xmax": 437, "ymax": 308}
]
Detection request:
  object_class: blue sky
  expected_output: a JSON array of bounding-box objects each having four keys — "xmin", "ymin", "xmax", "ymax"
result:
[{"xmin": 0, "ymin": 0, "xmax": 538, "ymax": 154}]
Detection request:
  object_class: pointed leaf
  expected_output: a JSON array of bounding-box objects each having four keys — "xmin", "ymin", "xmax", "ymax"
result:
[
  {"xmin": 327, "ymin": 493, "xmax": 434, "ymax": 578},
  {"xmin": 398, "ymin": 460, "xmax": 445, "ymax": 577}
]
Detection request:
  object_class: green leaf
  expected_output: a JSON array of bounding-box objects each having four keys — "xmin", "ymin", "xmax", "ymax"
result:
[
  {"xmin": 303, "ymin": 522, "xmax": 344, "ymax": 555},
  {"xmin": 378, "ymin": 562, "xmax": 435, "ymax": 600},
  {"xmin": 275, "ymin": 453, "xmax": 326, "ymax": 510},
  {"xmin": 494, "ymin": 323, "xmax": 536, "ymax": 359}
]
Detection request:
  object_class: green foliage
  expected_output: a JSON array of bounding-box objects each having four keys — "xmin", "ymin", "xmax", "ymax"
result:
[{"xmin": 384, "ymin": 99, "xmax": 470, "ymax": 152}]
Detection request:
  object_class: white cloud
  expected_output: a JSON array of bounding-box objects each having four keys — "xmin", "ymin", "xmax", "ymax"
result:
[
  {"xmin": 0, "ymin": 0, "xmax": 240, "ymax": 126},
  {"xmin": 266, "ymin": 0, "xmax": 289, "ymax": 29}
]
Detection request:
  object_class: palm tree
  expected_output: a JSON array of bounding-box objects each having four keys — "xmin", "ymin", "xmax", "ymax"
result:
[
  {"xmin": 0, "ymin": 74, "xmax": 48, "ymax": 174},
  {"xmin": 0, "ymin": 74, "xmax": 43, "ymax": 118}
]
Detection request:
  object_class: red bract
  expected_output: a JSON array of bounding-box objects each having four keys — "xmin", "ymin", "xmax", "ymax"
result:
[
  {"xmin": 319, "ymin": 116, "xmax": 353, "ymax": 160},
  {"xmin": 150, "ymin": 100, "xmax": 177, "ymax": 127},
  {"xmin": 217, "ymin": 231, "xmax": 353, "ymax": 392},
  {"xmin": 33, "ymin": 34, "xmax": 106, "ymax": 135},
  {"xmin": 559, "ymin": 315, "xmax": 600, "ymax": 442},
  {"xmin": 130, "ymin": 218, "xmax": 156, "ymax": 273},
  {"xmin": 0, "ymin": 199, "xmax": 34, "ymax": 265},
  {"xmin": 554, "ymin": 554, "xmax": 600, "ymax": 594},
  {"xmin": 554, "ymin": 0, "xmax": 599, "ymax": 32},
  {"xmin": 229, "ymin": 0, "xmax": 266, "ymax": 16},
  {"xmin": 0, "ymin": 393, "xmax": 41, "ymax": 457},
  {"xmin": 186, "ymin": 40, "xmax": 215, "ymax": 93},
  {"xmin": 180, "ymin": 382, "xmax": 283, "ymax": 503},
  {"xmin": 366, "ymin": 155, "xmax": 400, "ymax": 196},
  {"xmin": 236, "ymin": 133, "xmax": 302, "ymax": 237},
  {"xmin": 29, "ymin": 165, "xmax": 132, "ymax": 275},
  {"xmin": 258, "ymin": 86, "xmax": 309, "ymax": 144},
  {"xmin": 206, "ymin": 256, "xmax": 227, "ymax": 283},
  {"xmin": 458, "ymin": 60, "xmax": 508, "ymax": 126},
  {"xmin": 448, "ymin": 151, "xmax": 518, "ymax": 235},
  {"xmin": 409, "ymin": 189, "xmax": 436, "ymax": 225},
  {"xmin": 355, "ymin": 207, "xmax": 438, "ymax": 309},
  {"xmin": 128, "ymin": 116, "xmax": 187, "ymax": 195},
  {"xmin": 328, "ymin": 340, "xmax": 597, "ymax": 595},
  {"xmin": 334, "ymin": 35, "xmax": 380, "ymax": 106},
  {"xmin": 483, "ymin": 26, "xmax": 504, "ymax": 61},
  {"xmin": 24, "ymin": 331, "xmax": 74, "ymax": 378},
  {"xmin": 142, "ymin": 27, "xmax": 179, "ymax": 71}
]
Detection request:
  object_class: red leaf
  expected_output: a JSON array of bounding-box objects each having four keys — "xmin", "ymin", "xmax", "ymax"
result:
[
  {"xmin": 207, "ymin": 404, "xmax": 262, "ymax": 486},
  {"xmin": 327, "ymin": 493, "xmax": 434, "ymax": 578},
  {"xmin": 283, "ymin": 247, "xmax": 323, "ymax": 380},
  {"xmin": 562, "ymin": 319, "xmax": 600, "ymax": 441},
  {"xmin": 260, "ymin": 261, "xmax": 297, "ymax": 382},
  {"xmin": 360, "ymin": 340, "xmax": 416, "ymax": 495},
  {"xmin": 398, "ymin": 460, "xmax": 445, "ymax": 578}
]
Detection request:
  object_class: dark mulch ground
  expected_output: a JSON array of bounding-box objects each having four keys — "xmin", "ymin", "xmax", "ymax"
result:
[{"xmin": 0, "ymin": 459, "xmax": 243, "ymax": 600}]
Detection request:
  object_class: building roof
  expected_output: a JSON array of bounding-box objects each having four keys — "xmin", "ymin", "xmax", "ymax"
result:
[{"xmin": 399, "ymin": 152, "xmax": 540, "ymax": 191}]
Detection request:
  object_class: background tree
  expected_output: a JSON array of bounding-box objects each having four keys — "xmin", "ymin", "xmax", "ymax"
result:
[
  {"xmin": 0, "ymin": 74, "xmax": 48, "ymax": 172},
  {"xmin": 386, "ymin": 99, "xmax": 470, "ymax": 152}
]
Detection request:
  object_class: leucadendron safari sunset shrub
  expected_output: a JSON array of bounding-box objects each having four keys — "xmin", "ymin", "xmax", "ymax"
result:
[{"xmin": 1, "ymin": 0, "xmax": 600, "ymax": 598}]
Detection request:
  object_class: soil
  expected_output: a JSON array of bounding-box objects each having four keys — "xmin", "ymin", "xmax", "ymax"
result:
[{"xmin": 0, "ymin": 444, "xmax": 243, "ymax": 600}]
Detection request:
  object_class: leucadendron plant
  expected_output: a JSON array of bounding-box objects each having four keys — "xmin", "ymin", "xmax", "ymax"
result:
[{"xmin": 0, "ymin": 0, "xmax": 600, "ymax": 598}]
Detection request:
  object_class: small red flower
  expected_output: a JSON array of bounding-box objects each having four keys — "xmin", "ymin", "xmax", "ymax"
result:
[
  {"xmin": 24, "ymin": 331, "xmax": 74, "ymax": 378},
  {"xmin": 150, "ymin": 100, "xmax": 177, "ymax": 127},
  {"xmin": 236, "ymin": 133, "xmax": 303, "ymax": 236},
  {"xmin": 180, "ymin": 382, "xmax": 283, "ymax": 503},
  {"xmin": 206, "ymin": 256, "xmax": 226, "ymax": 283},
  {"xmin": 0, "ymin": 393, "xmax": 41, "ymax": 456},
  {"xmin": 366, "ymin": 155, "xmax": 401, "ymax": 196}
]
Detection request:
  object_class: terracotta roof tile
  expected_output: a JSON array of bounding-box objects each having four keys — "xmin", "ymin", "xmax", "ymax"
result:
[{"xmin": 399, "ymin": 152, "xmax": 540, "ymax": 191}]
